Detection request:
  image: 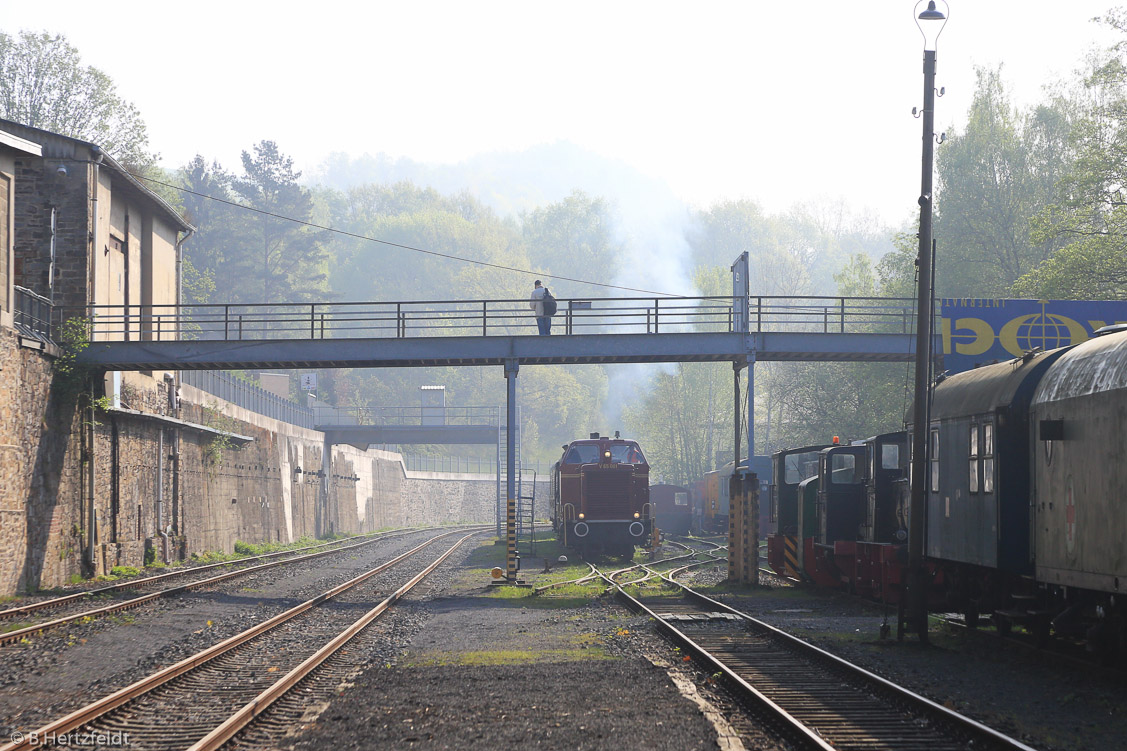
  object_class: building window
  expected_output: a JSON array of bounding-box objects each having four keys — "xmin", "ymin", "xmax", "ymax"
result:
[
  {"xmin": 969, "ymin": 422, "xmax": 979, "ymax": 494},
  {"xmin": 929, "ymin": 428, "xmax": 940, "ymax": 492},
  {"xmin": 982, "ymin": 421, "xmax": 995, "ymax": 493}
]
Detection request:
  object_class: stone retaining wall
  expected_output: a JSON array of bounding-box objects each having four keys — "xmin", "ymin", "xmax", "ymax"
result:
[
  {"xmin": 0, "ymin": 357, "xmax": 556, "ymax": 595},
  {"xmin": 0, "ymin": 328, "xmax": 84, "ymax": 594}
]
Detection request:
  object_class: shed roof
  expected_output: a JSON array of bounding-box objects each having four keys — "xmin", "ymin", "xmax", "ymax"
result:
[
  {"xmin": 0, "ymin": 118, "xmax": 192, "ymax": 233},
  {"xmin": 0, "ymin": 128, "xmax": 41, "ymax": 156}
]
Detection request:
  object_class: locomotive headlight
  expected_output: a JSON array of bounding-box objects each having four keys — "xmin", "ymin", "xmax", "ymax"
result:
[
  {"xmin": 604, "ymin": 450, "xmax": 612, "ymax": 460},
  {"xmin": 633, "ymin": 512, "xmax": 640, "ymax": 519},
  {"xmin": 578, "ymin": 513, "xmax": 585, "ymax": 520}
]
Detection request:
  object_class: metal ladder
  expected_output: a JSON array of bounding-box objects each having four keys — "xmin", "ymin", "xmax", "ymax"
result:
[
  {"xmin": 495, "ymin": 420, "xmax": 521, "ymax": 539},
  {"xmin": 517, "ymin": 469, "xmax": 537, "ymax": 555}
]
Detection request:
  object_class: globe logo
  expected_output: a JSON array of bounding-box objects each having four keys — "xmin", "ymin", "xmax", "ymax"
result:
[
  {"xmin": 999, "ymin": 308, "xmax": 1089, "ymax": 357},
  {"xmin": 1016, "ymin": 314, "xmax": 1079, "ymax": 351}
]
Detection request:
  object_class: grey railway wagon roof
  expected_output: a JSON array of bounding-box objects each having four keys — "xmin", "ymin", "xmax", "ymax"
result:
[
  {"xmin": 1033, "ymin": 329, "xmax": 1127, "ymax": 404},
  {"xmin": 930, "ymin": 349, "xmax": 1065, "ymax": 419}
]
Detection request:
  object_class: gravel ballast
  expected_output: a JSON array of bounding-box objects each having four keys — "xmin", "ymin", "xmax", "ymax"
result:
[{"xmin": 5, "ymin": 534, "xmax": 1125, "ymax": 751}]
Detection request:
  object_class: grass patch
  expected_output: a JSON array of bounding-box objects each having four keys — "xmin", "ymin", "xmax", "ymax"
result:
[
  {"xmin": 621, "ymin": 581, "xmax": 676, "ymax": 597},
  {"xmin": 109, "ymin": 565, "xmax": 142, "ymax": 578},
  {"xmin": 483, "ymin": 586, "xmax": 597, "ymax": 608},
  {"xmin": 190, "ymin": 550, "xmax": 240, "ymax": 564},
  {"xmin": 1, "ymin": 621, "xmax": 34, "ymax": 633},
  {"xmin": 233, "ymin": 536, "xmax": 323, "ymax": 556},
  {"xmin": 540, "ymin": 584, "xmax": 604, "ymax": 599}
]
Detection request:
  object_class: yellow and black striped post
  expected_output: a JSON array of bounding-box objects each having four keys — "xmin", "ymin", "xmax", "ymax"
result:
[
  {"xmin": 506, "ymin": 494, "xmax": 518, "ymax": 579},
  {"xmin": 784, "ymin": 535, "xmax": 799, "ymax": 579},
  {"xmin": 727, "ymin": 472, "xmax": 760, "ymax": 584},
  {"xmin": 503, "ymin": 359, "xmax": 520, "ymax": 583},
  {"xmin": 743, "ymin": 473, "xmax": 759, "ymax": 585}
]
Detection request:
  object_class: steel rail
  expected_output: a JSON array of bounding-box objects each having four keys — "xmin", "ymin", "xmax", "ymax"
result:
[
  {"xmin": 606, "ymin": 580, "xmax": 835, "ymax": 751},
  {"xmin": 188, "ymin": 532, "xmax": 474, "ymax": 750},
  {"xmin": 530, "ymin": 540, "xmax": 697, "ymax": 595},
  {"xmin": 631, "ymin": 571, "xmax": 1039, "ymax": 751},
  {"xmin": 0, "ymin": 527, "xmax": 422, "ymax": 621},
  {"xmin": 0, "ymin": 526, "xmax": 485, "ymax": 645},
  {"xmin": 531, "ymin": 562, "xmax": 599, "ymax": 595},
  {"xmin": 0, "ymin": 529, "xmax": 474, "ymax": 751}
]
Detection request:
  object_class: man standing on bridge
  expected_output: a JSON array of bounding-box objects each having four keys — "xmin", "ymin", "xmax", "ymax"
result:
[{"xmin": 530, "ymin": 280, "xmax": 552, "ymax": 336}]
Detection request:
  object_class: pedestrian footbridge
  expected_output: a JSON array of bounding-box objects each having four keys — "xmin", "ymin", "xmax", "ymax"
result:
[{"xmin": 66, "ymin": 294, "xmax": 935, "ymax": 371}]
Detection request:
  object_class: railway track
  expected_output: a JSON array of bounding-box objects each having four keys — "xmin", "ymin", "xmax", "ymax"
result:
[
  {"xmin": 1, "ymin": 528, "xmax": 477, "ymax": 751},
  {"xmin": 0, "ymin": 527, "xmax": 453, "ymax": 645},
  {"xmin": 531, "ymin": 537, "xmax": 721, "ymax": 595},
  {"xmin": 596, "ymin": 563, "xmax": 1036, "ymax": 751}
]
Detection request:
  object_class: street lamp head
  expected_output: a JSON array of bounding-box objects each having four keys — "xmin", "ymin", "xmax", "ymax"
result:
[
  {"xmin": 918, "ymin": 0, "xmax": 945, "ymax": 20},
  {"xmin": 915, "ymin": 0, "xmax": 949, "ymax": 51}
]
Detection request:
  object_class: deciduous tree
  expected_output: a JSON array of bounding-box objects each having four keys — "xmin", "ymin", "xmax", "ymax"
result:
[{"xmin": 0, "ymin": 31, "xmax": 156, "ymax": 170}]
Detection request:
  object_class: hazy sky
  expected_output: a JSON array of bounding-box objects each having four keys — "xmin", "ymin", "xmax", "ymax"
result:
[{"xmin": 4, "ymin": 1, "xmax": 1121, "ymax": 227}]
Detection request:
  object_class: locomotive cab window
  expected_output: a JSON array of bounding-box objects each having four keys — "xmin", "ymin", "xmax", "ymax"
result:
[
  {"xmin": 929, "ymin": 428, "xmax": 940, "ymax": 492},
  {"xmin": 969, "ymin": 422, "xmax": 979, "ymax": 493},
  {"xmin": 830, "ymin": 453, "xmax": 859, "ymax": 484},
  {"xmin": 982, "ymin": 422, "xmax": 995, "ymax": 493},
  {"xmin": 785, "ymin": 457, "xmax": 803, "ymax": 484},
  {"xmin": 674, "ymin": 492, "xmax": 688, "ymax": 506},
  {"xmin": 564, "ymin": 445, "xmax": 599, "ymax": 464},
  {"xmin": 881, "ymin": 443, "xmax": 900, "ymax": 470},
  {"xmin": 609, "ymin": 444, "xmax": 645, "ymax": 464}
]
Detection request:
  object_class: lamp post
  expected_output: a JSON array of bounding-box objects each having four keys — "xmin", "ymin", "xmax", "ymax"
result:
[{"xmin": 908, "ymin": 0, "xmax": 948, "ymax": 644}]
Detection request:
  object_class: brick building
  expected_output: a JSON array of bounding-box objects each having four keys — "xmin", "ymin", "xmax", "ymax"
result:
[
  {"xmin": 0, "ymin": 121, "xmax": 500, "ymax": 595},
  {"xmin": 0, "ymin": 119, "xmax": 195, "ymax": 590}
]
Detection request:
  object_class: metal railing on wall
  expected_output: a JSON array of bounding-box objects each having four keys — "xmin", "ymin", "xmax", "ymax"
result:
[
  {"xmin": 404, "ymin": 454, "xmax": 549, "ymax": 476},
  {"xmin": 311, "ymin": 405, "xmax": 501, "ymax": 427},
  {"xmin": 14, "ymin": 286, "xmax": 52, "ymax": 340},
  {"xmin": 181, "ymin": 370, "xmax": 314, "ymax": 429}
]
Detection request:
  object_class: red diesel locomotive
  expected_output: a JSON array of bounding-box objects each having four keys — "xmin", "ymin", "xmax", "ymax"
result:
[{"xmin": 550, "ymin": 433, "xmax": 652, "ymax": 558}]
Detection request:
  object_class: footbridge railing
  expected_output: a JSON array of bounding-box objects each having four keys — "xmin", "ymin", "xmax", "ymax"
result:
[
  {"xmin": 55, "ymin": 295, "xmax": 926, "ymax": 343},
  {"xmin": 311, "ymin": 405, "xmax": 500, "ymax": 427}
]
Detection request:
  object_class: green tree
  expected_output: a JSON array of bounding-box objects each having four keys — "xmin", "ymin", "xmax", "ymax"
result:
[
  {"xmin": 521, "ymin": 190, "xmax": 621, "ymax": 294},
  {"xmin": 178, "ymin": 156, "xmax": 235, "ymax": 304},
  {"xmin": 1015, "ymin": 14, "xmax": 1127, "ymax": 300},
  {"xmin": 934, "ymin": 66, "xmax": 1073, "ymax": 296},
  {"xmin": 622, "ymin": 362, "xmax": 733, "ymax": 484},
  {"xmin": 0, "ymin": 31, "xmax": 156, "ymax": 170},
  {"xmin": 229, "ymin": 141, "xmax": 330, "ymax": 303},
  {"xmin": 759, "ymin": 254, "xmax": 913, "ymax": 452}
]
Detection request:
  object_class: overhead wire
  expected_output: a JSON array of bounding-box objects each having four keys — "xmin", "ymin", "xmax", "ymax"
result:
[{"xmin": 136, "ymin": 173, "xmax": 686, "ymax": 298}]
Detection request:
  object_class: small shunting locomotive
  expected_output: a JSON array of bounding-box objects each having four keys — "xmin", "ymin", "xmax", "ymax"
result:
[{"xmin": 550, "ymin": 433, "xmax": 651, "ymax": 558}]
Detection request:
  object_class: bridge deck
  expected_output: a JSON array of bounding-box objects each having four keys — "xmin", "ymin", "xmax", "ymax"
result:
[{"xmin": 77, "ymin": 331, "xmax": 926, "ymax": 370}]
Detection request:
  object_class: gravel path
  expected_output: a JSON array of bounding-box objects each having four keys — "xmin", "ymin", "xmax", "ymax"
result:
[{"xmin": 274, "ymin": 541, "xmax": 729, "ymax": 751}]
